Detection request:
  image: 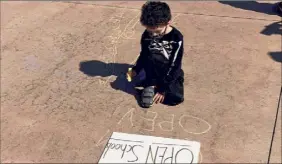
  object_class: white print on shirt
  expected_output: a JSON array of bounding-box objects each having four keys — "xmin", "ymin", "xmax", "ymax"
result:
[
  {"xmin": 167, "ymin": 41, "xmax": 182, "ymax": 75},
  {"xmin": 148, "ymin": 39, "xmax": 178, "ymax": 60}
]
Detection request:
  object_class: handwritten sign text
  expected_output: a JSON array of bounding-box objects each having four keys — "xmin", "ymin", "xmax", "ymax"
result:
[{"xmin": 98, "ymin": 132, "xmax": 200, "ymax": 163}]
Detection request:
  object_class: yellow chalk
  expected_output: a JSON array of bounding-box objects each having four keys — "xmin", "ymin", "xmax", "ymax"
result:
[{"xmin": 127, "ymin": 68, "xmax": 132, "ymax": 82}]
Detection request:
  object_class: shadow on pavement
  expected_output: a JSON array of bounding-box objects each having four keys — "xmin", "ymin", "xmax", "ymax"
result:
[
  {"xmin": 261, "ymin": 21, "xmax": 282, "ymax": 36},
  {"xmin": 260, "ymin": 21, "xmax": 281, "ymax": 63},
  {"xmin": 218, "ymin": 1, "xmax": 280, "ymax": 16},
  {"xmin": 79, "ymin": 60, "xmax": 130, "ymax": 77},
  {"xmin": 219, "ymin": 2, "xmax": 282, "ymax": 63},
  {"xmin": 79, "ymin": 60, "xmax": 143, "ymax": 104},
  {"xmin": 268, "ymin": 52, "xmax": 282, "ymax": 63}
]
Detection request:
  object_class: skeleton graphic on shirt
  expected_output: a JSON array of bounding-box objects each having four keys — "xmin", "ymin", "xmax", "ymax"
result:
[{"xmin": 148, "ymin": 39, "xmax": 177, "ymax": 60}]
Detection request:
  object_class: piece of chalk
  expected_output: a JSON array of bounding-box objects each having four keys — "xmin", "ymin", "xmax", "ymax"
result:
[{"xmin": 127, "ymin": 68, "xmax": 132, "ymax": 82}]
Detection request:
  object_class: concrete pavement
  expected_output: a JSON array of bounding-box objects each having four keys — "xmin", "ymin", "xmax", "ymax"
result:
[{"xmin": 1, "ymin": 1, "xmax": 281, "ymax": 163}]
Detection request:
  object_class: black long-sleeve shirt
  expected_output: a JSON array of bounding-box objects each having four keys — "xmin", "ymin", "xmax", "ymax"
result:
[{"xmin": 132, "ymin": 26, "xmax": 184, "ymax": 93}]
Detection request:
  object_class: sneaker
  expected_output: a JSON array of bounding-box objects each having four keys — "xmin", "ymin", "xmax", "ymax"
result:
[{"xmin": 140, "ymin": 86, "xmax": 155, "ymax": 108}]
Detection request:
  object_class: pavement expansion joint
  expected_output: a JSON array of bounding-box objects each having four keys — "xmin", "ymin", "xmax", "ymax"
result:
[{"xmin": 58, "ymin": 1, "xmax": 280, "ymax": 22}]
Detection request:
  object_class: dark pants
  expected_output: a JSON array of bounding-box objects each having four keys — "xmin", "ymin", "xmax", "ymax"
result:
[
  {"xmin": 136, "ymin": 69, "xmax": 184, "ymax": 106},
  {"xmin": 159, "ymin": 75, "xmax": 184, "ymax": 106}
]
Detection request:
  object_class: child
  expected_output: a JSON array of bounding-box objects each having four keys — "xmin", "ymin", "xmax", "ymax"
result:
[{"xmin": 127, "ymin": 1, "xmax": 184, "ymax": 108}]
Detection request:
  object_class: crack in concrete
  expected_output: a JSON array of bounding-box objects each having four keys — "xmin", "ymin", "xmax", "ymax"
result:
[
  {"xmin": 267, "ymin": 86, "xmax": 282, "ymax": 163},
  {"xmin": 60, "ymin": 1, "xmax": 279, "ymax": 22}
]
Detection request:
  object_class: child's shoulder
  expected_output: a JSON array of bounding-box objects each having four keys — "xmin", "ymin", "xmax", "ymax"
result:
[
  {"xmin": 170, "ymin": 26, "xmax": 183, "ymax": 40},
  {"xmin": 141, "ymin": 29, "xmax": 149, "ymax": 37}
]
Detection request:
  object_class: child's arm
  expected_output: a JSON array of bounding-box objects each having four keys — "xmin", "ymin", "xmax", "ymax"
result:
[
  {"xmin": 158, "ymin": 38, "xmax": 184, "ymax": 93},
  {"xmin": 132, "ymin": 32, "xmax": 147, "ymax": 75}
]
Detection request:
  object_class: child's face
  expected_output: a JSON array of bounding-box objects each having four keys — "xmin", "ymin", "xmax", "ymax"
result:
[{"xmin": 145, "ymin": 25, "xmax": 167, "ymax": 37}]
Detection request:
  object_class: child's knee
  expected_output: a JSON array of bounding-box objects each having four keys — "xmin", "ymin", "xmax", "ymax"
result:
[
  {"xmin": 163, "ymin": 95, "xmax": 184, "ymax": 106},
  {"xmin": 172, "ymin": 97, "xmax": 184, "ymax": 106}
]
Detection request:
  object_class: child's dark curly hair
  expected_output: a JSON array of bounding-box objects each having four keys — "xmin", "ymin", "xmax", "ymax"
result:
[{"xmin": 140, "ymin": 1, "xmax": 172, "ymax": 27}]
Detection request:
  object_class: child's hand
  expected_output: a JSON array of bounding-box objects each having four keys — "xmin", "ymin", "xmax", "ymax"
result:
[
  {"xmin": 153, "ymin": 92, "xmax": 165, "ymax": 104},
  {"xmin": 126, "ymin": 68, "xmax": 136, "ymax": 82}
]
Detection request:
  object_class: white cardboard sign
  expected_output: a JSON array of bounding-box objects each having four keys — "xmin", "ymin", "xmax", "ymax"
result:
[{"xmin": 98, "ymin": 132, "xmax": 201, "ymax": 163}]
